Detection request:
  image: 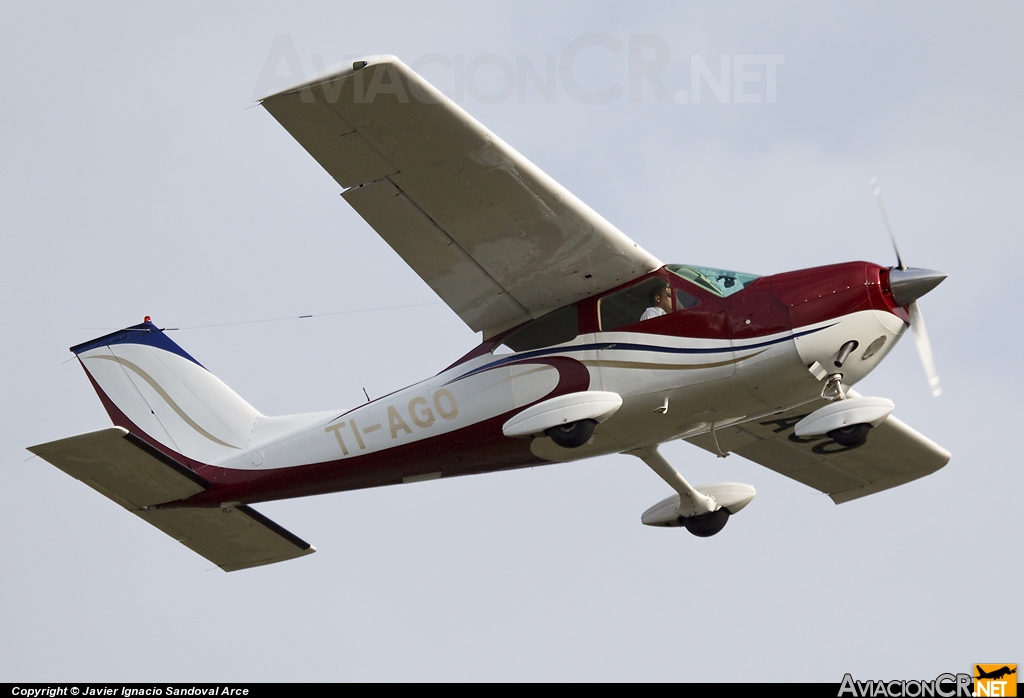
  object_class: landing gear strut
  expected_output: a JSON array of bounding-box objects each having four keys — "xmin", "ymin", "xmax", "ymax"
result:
[
  {"xmin": 821, "ymin": 372, "xmax": 847, "ymax": 401},
  {"xmin": 631, "ymin": 447, "xmax": 755, "ymax": 536},
  {"xmin": 795, "ymin": 346, "xmax": 895, "ymax": 446},
  {"xmin": 821, "ymin": 372, "xmax": 873, "ymax": 445}
]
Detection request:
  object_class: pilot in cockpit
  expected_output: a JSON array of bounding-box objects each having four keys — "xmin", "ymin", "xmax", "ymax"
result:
[{"xmin": 640, "ymin": 281, "xmax": 673, "ymax": 321}]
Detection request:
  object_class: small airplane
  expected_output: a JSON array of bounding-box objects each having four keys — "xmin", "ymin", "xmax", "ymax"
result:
[
  {"xmin": 975, "ymin": 666, "xmax": 1017, "ymax": 681},
  {"xmin": 29, "ymin": 56, "xmax": 950, "ymax": 571}
]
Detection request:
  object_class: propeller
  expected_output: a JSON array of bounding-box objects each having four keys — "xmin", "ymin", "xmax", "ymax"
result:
[{"xmin": 870, "ymin": 177, "xmax": 945, "ymax": 397}]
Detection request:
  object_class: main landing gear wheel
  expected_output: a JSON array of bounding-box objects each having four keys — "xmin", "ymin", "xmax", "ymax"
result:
[
  {"xmin": 827, "ymin": 422, "xmax": 871, "ymax": 447},
  {"xmin": 682, "ymin": 508, "xmax": 731, "ymax": 537},
  {"xmin": 545, "ymin": 419, "xmax": 597, "ymax": 448}
]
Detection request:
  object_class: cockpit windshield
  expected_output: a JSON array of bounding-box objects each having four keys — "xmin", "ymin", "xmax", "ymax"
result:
[{"xmin": 667, "ymin": 264, "xmax": 760, "ymax": 298}]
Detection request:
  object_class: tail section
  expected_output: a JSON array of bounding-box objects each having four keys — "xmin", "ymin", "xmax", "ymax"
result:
[
  {"xmin": 72, "ymin": 319, "xmax": 261, "ymax": 465},
  {"xmin": 28, "ymin": 320, "xmax": 323, "ymax": 571}
]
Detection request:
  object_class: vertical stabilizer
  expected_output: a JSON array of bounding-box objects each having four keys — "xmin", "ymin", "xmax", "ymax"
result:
[{"xmin": 72, "ymin": 320, "xmax": 260, "ymax": 465}]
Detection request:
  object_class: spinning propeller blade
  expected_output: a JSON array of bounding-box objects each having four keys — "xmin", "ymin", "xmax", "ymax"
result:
[
  {"xmin": 870, "ymin": 177, "xmax": 945, "ymax": 397},
  {"xmin": 908, "ymin": 301, "xmax": 941, "ymax": 397},
  {"xmin": 871, "ymin": 176, "xmax": 904, "ymax": 270}
]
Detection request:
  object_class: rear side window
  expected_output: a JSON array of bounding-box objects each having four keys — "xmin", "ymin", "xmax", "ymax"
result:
[{"xmin": 498, "ymin": 305, "xmax": 579, "ymax": 353}]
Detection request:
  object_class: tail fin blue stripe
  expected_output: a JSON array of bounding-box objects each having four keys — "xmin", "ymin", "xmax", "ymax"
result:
[{"xmin": 71, "ymin": 321, "xmax": 203, "ymax": 368}]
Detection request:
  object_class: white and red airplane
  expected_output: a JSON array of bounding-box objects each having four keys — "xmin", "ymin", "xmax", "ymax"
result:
[{"xmin": 29, "ymin": 56, "xmax": 949, "ymax": 571}]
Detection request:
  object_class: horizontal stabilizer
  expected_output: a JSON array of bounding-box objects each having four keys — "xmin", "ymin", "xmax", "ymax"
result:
[
  {"xmin": 137, "ymin": 504, "xmax": 315, "ymax": 573},
  {"xmin": 29, "ymin": 427, "xmax": 206, "ymax": 507},
  {"xmin": 29, "ymin": 428, "xmax": 315, "ymax": 571}
]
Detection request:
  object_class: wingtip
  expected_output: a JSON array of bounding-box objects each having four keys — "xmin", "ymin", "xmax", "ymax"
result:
[{"xmin": 257, "ymin": 54, "xmax": 403, "ymax": 103}]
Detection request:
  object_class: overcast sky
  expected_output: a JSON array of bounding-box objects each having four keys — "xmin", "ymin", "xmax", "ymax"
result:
[{"xmin": 2, "ymin": 1, "xmax": 1021, "ymax": 682}]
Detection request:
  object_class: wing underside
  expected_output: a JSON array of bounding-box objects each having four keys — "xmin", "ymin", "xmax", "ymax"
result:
[
  {"xmin": 686, "ymin": 398, "xmax": 950, "ymax": 504},
  {"xmin": 29, "ymin": 428, "xmax": 314, "ymax": 572},
  {"xmin": 261, "ymin": 55, "xmax": 661, "ymax": 337}
]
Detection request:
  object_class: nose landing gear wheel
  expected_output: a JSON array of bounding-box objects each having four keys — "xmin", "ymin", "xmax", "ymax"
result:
[{"xmin": 827, "ymin": 422, "xmax": 871, "ymax": 447}]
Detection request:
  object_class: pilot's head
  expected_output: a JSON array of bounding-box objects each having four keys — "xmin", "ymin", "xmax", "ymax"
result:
[{"xmin": 649, "ymin": 282, "xmax": 672, "ymax": 312}]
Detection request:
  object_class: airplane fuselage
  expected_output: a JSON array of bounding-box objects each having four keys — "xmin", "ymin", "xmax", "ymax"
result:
[{"xmin": 102, "ymin": 260, "xmax": 908, "ymax": 509}]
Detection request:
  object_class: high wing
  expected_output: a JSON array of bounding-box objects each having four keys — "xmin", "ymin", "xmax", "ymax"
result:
[
  {"xmin": 29, "ymin": 428, "xmax": 314, "ymax": 572},
  {"xmin": 686, "ymin": 396, "xmax": 950, "ymax": 504},
  {"xmin": 260, "ymin": 55, "xmax": 661, "ymax": 337}
]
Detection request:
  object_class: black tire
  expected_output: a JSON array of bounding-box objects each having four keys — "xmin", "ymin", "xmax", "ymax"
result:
[
  {"xmin": 683, "ymin": 508, "xmax": 730, "ymax": 537},
  {"xmin": 545, "ymin": 419, "xmax": 597, "ymax": 448},
  {"xmin": 827, "ymin": 422, "xmax": 872, "ymax": 448}
]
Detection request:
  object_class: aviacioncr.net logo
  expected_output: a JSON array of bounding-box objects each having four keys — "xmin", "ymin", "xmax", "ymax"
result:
[
  {"xmin": 839, "ymin": 673, "xmax": 973, "ymax": 697},
  {"xmin": 974, "ymin": 664, "xmax": 1017, "ymax": 697}
]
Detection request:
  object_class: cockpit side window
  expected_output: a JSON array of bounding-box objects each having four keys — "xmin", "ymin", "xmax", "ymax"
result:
[
  {"xmin": 599, "ymin": 277, "xmax": 699, "ymax": 331},
  {"xmin": 495, "ymin": 305, "xmax": 579, "ymax": 353},
  {"xmin": 676, "ymin": 289, "xmax": 700, "ymax": 309}
]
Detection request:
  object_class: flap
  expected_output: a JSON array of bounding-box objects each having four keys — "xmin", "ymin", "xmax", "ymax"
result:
[
  {"xmin": 685, "ymin": 398, "xmax": 950, "ymax": 504},
  {"xmin": 261, "ymin": 56, "xmax": 661, "ymax": 336}
]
